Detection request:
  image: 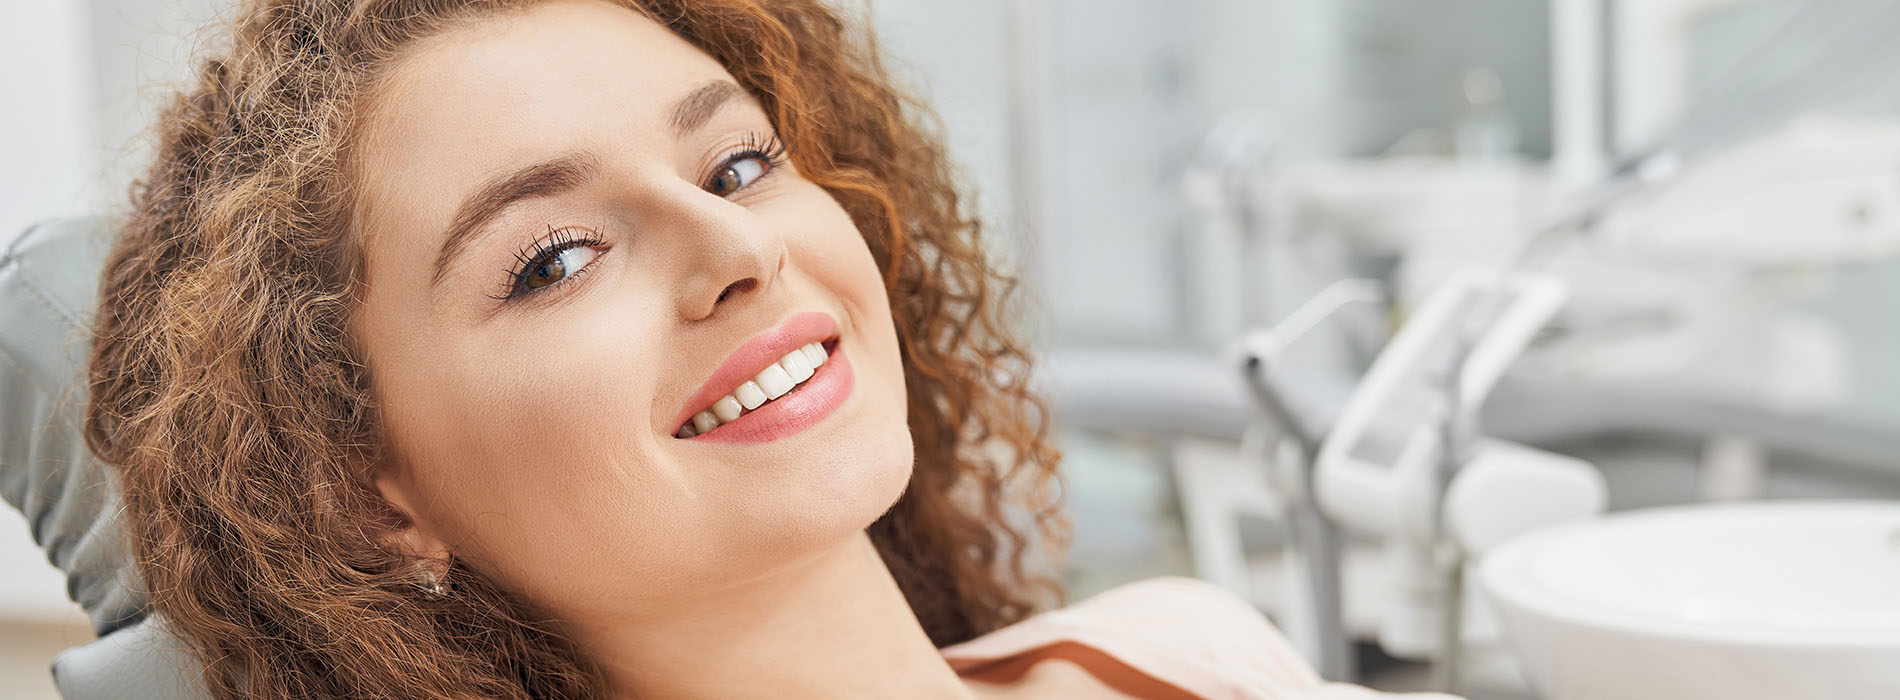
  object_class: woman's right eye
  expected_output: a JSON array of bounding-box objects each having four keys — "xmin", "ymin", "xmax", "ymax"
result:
[
  {"xmin": 493, "ymin": 227, "xmax": 609, "ymax": 302},
  {"xmin": 516, "ymin": 243, "xmax": 601, "ymax": 293}
]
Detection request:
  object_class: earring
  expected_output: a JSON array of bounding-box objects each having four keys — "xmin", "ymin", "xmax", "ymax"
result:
[{"xmin": 418, "ymin": 559, "xmax": 451, "ymax": 599}]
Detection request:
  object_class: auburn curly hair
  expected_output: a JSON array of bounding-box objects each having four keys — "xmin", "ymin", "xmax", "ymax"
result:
[{"xmin": 82, "ymin": 0, "xmax": 1069, "ymax": 697}]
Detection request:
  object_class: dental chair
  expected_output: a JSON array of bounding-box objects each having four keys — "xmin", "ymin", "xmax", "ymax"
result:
[{"xmin": 1, "ymin": 217, "xmax": 211, "ymax": 699}]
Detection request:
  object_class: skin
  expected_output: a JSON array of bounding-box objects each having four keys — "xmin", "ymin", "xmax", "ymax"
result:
[{"xmin": 348, "ymin": 1, "xmax": 1131, "ymax": 697}]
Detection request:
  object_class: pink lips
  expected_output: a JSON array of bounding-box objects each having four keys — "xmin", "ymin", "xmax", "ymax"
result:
[{"xmin": 669, "ymin": 311, "xmax": 853, "ymax": 444}]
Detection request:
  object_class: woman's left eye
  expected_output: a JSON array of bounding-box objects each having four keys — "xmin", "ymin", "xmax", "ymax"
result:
[{"xmin": 705, "ymin": 155, "xmax": 770, "ymax": 198}]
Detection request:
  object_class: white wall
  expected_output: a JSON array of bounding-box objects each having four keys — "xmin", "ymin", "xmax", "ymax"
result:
[{"xmin": 0, "ymin": 0, "xmax": 96, "ymax": 249}]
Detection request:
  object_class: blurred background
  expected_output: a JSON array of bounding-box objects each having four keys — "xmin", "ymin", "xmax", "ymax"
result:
[{"xmin": 8, "ymin": 0, "xmax": 1900, "ymax": 698}]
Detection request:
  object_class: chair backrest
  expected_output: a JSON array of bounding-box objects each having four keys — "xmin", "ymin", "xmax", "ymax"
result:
[
  {"xmin": 1, "ymin": 217, "xmax": 209, "ymax": 700},
  {"xmin": 52, "ymin": 616, "xmax": 209, "ymax": 700}
]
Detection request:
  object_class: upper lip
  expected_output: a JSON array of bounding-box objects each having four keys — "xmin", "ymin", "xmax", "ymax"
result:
[{"xmin": 669, "ymin": 310, "xmax": 839, "ymax": 434}]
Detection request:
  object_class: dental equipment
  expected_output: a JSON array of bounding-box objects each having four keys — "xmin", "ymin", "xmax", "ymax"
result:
[
  {"xmin": 1310, "ymin": 267, "xmax": 1606, "ymax": 692},
  {"xmin": 1482, "ymin": 500, "xmax": 1900, "ymax": 700},
  {"xmin": 1230, "ymin": 278, "xmax": 1385, "ymax": 682},
  {"xmin": 1182, "ymin": 117, "xmax": 1268, "ymax": 346},
  {"xmin": 1591, "ymin": 116, "xmax": 1900, "ymax": 267}
]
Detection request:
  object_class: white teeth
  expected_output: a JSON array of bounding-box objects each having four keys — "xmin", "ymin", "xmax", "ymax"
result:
[
  {"xmin": 782, "ymin": 350, "xmax": 815, "ymax": 382},
  {"xmin": 712, "ymin": 396, "xmax": 743, "ymax": 422},
  {"xmin": 678, "ymin": 340, "xmax": 833, "ymax": 437},
  {"xmin": 757, "ymin": 364, "xmax": 795, "ymax": 399},
  {"xmin": 735, "ymin": 380, "xmax": 767, "ymax": 410},
  {"xmin": 692, "ymin": 411, "xmax": 719, "ymax": 435}
]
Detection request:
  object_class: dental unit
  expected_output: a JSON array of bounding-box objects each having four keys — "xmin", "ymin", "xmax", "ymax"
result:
[{"xmin": 1235, "ymin": 268, "xmax": 1608, "ymax": 690}]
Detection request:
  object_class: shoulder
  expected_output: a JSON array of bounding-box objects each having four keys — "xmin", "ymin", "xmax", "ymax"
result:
[
  {"xmin": 944, "ymin": 577, "xmax": 1328, "ymax": 696},
  {"xmin": 947, "ymin": 578, "xmax": 1464, "ymax": 700},
  {"xmin": 1069, "ymin": 577, "xmax": 1320, "ymax": 674},
  {"xmin": 1071, "ymin": 576, "xmax": 1273, "ymax": 626},
  {"xmin": 945, "ymin": 576, "xmax": 1298, "ymax": 656}
]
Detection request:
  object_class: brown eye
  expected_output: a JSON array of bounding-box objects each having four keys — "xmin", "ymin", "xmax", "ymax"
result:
[
  {"xmin": 525, "ymin": 257, "xmax": 566, "ymax": 289},
  {"xmin": 506, "ymin": 242, "xmax": 602, "ymax": 299},
  {"xmin": 704, "ymin": 155, "xmax": 770, "ymax": 198},
  {"xmin": 707, "ymin": 165, "xmax": 743, "ymax": 197}
]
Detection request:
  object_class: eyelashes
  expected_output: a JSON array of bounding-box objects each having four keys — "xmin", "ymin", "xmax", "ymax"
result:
[
  {"xmin": 489, "ymin": 224, "xmax": 607, "ymax": 302},
  {"xmin": 488, "ymin": 132, "xmax": 789, "ymax": 304},
  {"xmin": 707, "ymin": 132, "xmax": 787, "ymax": 197}
]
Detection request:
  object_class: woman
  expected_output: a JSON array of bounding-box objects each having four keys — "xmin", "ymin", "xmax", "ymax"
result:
[{"xmin": 85, "ymin": 0, "xmax": 1456, "ymax": 697}]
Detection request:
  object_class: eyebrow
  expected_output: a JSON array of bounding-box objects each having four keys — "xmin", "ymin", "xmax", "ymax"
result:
[
  {"xmin": 428, "ymin": 79, "xmax": 749, "ymax": 288},
  {"xmin": 669, "ymin": 80, "xmax": 745, "ymax": 137},
  {"xmin": 430, "ymin": 151, "xmax": 598, "ymax": 287}
]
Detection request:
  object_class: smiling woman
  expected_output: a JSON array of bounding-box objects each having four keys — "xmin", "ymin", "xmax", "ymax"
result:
[
  {"xmin": 86, "ymin": 0, "xmax": 1069, "ymax": 697},
  {"xmin": 341, "ymin": 6, "xmax": 950, "ymax": 697},
  {"xmin": 78, "ymin": 1, "xmax": 1449, "ymax": 699}
]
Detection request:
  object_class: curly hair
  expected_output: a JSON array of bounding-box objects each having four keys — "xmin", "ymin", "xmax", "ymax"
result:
[{"xmin": 82, "ymin": 0, "xmax": 1070, "ymax": 697}]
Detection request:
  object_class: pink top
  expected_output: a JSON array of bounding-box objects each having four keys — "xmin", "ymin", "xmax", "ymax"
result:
[{"xmin": 939, "ymin": 577, "xmax": 1460, "ymax": 700}]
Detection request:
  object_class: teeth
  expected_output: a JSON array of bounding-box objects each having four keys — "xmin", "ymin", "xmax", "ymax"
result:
[
  {"xmin": 711, "ymin": 396, "xmax": 743, "ymax": 422},
  {"xmin": 756, "ymin": 364, "xmax": 795, "ymax": 399},
  {"xmin": 735, "ymin": 381, "xmax": 767, "ymax": 410},
  {"xmin": 782, "ymin": 349, "xmax": 815, "ymax": 382},
  {"xmin": 678, "ymin": 341, "xmax": 832, "ymax": 438}
]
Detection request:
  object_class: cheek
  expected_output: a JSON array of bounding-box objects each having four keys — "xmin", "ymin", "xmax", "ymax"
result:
[
  {"xmin": 789, "ymin": 188, "xmax": 897, "ymax": 345},
  {"xmin": 789, "ymin": 192, "xmax": 908, "ymax": 423},
  {"xmin": 380, "ymin": 306, "xmax": 698, "ymax": 585},
  {"xmin": 436, "ymin": 307, "xmax": 664, "ymax": 462}
]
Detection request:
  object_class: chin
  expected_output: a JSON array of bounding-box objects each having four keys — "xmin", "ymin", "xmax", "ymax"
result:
[
  {"xmin": 697, "ymin": 414, "xmax": 908, "ymax": 572},
  {"xmin": 861, "ymin": 422, "xmax": 917, "ymax": 522},
  {"xmin": 819, "ymin": 417, "xmax": 916, "ymax": 530}
]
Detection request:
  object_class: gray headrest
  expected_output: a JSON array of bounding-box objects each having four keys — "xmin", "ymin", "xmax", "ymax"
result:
[
  {"xmin": 3, "ymin": 218, "xmax": 213, "ymax": 700},
  {"xmin": 52, "ymin": 616, "xmax": 209, "ymax": 700},
  {"xmin": 0, "ymin": 217, "xmax": 145, "ymax": 635}
]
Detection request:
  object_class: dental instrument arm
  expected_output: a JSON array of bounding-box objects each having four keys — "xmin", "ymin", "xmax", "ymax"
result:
[
  {"xmin": 1230, "ymin": 278, "xmax": 1385, "ymax": 682},
  {"xmin": 1311, "ymin": 268, "xmax": 1607, "ymax": 692}
]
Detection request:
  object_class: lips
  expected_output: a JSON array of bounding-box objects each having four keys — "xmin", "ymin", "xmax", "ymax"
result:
[{"xmin": 669, "ymin": 310, "xmax": 841, "ymax": 439}]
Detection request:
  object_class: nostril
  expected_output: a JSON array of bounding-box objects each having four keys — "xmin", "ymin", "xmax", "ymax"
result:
[{"xmin": 716, "ymin": 278, "xmax": 756, "ymax": 303}]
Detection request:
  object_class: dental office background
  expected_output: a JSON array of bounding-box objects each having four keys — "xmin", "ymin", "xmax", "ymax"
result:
[{"xmin": 8, "ymin": 1, "xmax": 1900, "ymax": 698}]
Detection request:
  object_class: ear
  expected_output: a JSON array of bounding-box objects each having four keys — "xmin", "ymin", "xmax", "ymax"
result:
[{"xmin": 372, "ymin": 461, "xmax": 453, "ymax": 562}]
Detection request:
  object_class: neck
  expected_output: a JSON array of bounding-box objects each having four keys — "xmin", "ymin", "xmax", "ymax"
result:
[{"xmin": 582, "ymin": 530, "xmax": 985, "ymax": 700}]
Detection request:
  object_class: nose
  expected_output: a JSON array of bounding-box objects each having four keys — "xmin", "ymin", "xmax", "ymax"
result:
[{"xmin": 670, "ymin": 189, "xmax": 786, "ymax": 321}]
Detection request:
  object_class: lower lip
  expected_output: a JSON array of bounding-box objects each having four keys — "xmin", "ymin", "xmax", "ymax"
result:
[{"xmin": 686, "ymin": 341, "xmax": 854, "ymax": 444}]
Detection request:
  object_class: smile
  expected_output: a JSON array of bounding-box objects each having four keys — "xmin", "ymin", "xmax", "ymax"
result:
[
  {"xmin": 671, "ymin": 311, "xmax": 854, "ymax": 443},
  {"xmin": 677, "ymin": 339, "xmax": 833, "ymax": 437}
]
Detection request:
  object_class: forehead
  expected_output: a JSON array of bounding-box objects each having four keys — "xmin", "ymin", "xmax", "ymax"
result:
[{"xmin": 352, "ymin": 0, "xmax": 732, "ymax": 242}]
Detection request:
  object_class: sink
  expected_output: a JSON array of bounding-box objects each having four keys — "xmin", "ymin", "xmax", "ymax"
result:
[{"xmin": 1478, "ymin": 500, "xmax": 1900, "ymax": 700}]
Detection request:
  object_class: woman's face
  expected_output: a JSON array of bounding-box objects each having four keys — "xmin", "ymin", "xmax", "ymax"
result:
[{"xmin": 350, "ymin": 0, "xmax": 912, "ymax": 616}]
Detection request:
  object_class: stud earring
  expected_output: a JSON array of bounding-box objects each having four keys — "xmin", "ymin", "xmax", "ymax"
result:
[{"xmin": 418, "ymin": 559, "xmax": 451, "ymax": 599}]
